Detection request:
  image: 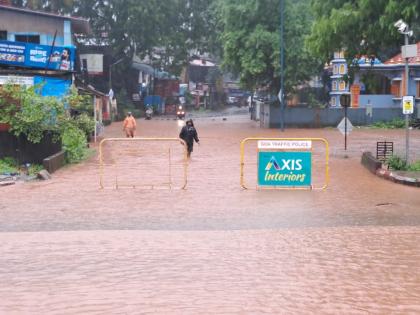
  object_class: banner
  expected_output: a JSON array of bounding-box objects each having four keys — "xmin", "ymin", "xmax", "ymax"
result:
[
  {"xmin": 0, "ymin": 40, "xmax": 75, "ymax": 71},
  {"xmin": 258, "ymin": 151, "xmax": 312, "ymax": 187}
]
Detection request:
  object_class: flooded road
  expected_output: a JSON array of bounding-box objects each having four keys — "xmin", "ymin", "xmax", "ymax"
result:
[{"xmin": 0, "ymin": 114, "xmax": 419, "ymax": 313}]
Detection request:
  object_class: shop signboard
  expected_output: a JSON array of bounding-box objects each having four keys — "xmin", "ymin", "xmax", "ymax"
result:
[{"xmin": 0, "ymin": 40, "xmax": 75, "ymax": 71}]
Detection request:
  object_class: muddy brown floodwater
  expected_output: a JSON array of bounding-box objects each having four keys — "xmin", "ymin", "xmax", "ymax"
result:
[{"xmin": 0, "ymin": 114, "xmax": 419, "ymax": 314}]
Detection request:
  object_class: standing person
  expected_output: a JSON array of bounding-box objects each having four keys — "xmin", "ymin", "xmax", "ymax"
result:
[
  {"xmin": 179, "ymin": 119, "xmax": 199, "ymax": 158},
  {"xmin": 123, "ymin": 112, "xmax": 137, "ymax": 138}
]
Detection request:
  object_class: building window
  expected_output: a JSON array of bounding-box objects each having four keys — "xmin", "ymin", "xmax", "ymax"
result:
[
  {"xmin": 339, "ymin": 81, "xmax": 346, "ymax": 91},
  {"xmin": 0, "ymin": 30, "xmax": 7, "ymax": 40},
  {"xmin": 82, "ymin": 59, "xmax": 88, "ymax": 72},
  {"xmin": 339, "ymin": 64, "xmax": 346, "ymax": 75},
  {"xmin": 333, "ymin": 65, "xmax": 338, "ymax": 75},
  {"xmin": 417, "ymin": 81, "xmax": 420, "ymax": 98},
  {"xmin": 332, "ymin": 81, "xmax": 338, "ymax": 91},
  {"xmin": 391, "ymin": 81, "xmax": 401, "ymax": 98},
  {"xmin": 15, "ymin": 34, "xmax": 40, "ymax": 44},
  {"xmin": 331, "ymin": 97, "xmax": 336, "ymax": 107}
]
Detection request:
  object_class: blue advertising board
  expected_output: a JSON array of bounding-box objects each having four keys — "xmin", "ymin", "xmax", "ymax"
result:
[
  {"xmin": 34, "ymin": 76, "xmax": 71, "ymax": 98},
  {"xmin": 0, "ymin": 40, "xmax": 75, "ymax": 71},
  {"xmin": 258, "ymin": 151, "xmax": 312, "ymax": 187}
]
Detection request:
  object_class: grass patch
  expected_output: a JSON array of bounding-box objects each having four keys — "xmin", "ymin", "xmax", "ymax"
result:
[
  {"xmin": 370, "ymin": 118, "xmax": 406, "ymax": 129},
  {"xmin": 407, "ymin": 161, "xmax": 420, "ymax": 172},
  {"xmin": 0, "ymin": 157, "xmax": 18, "ymax": 174},
  {"xmin": 386, "ymin": 155, "xmax": 420, "ymax": 171},
  {"xmin": 0, "ymin": 157, "xmax": 44, "ymax": 176},
  {"xmin": 28, "ymin": 164, "xmax": 44, "ymax": 176}
]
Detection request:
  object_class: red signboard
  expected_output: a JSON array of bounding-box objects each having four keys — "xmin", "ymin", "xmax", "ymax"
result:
[{"xmin": 351, "ymin": 84, "xmax": 361, "ymax": 108}]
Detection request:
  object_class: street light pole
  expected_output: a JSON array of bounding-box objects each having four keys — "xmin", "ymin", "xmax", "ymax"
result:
[
  {"xmin": 109, "ymin": 58, "xmax": 125, "ymax": 91},
  {"xmin": 394, "ymin": 19, "xmax": 414, "ymax": 163},
  {"xmin": 108, "ymin": 58, "xmax": 124, "ymax": 121},
  {"xmin": 280, "ymin": 0, "xmax": 285, "ymax": 131},
  {"xmin": 404, "ymin": 33, "xmax": 410, "ymax": 163}
]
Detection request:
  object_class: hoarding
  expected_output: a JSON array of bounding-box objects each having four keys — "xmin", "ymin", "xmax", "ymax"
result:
[{"xmin": 0, "ymin": 40, "xmax": 75, "ymax": 71}]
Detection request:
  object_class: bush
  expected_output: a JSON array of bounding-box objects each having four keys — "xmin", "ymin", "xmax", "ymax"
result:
[
  {"xmin": 387, "ymin": 155, "xmax": 420, "ymax": 172},
  {"xmin": 407, "ymin": 161, "xmax": 420, "ymax": 172},
  {"xmin": 62, "ymin": 126, "xmax": 88, "ymax": 163},
  {"xmin": 0, "ymin": 85, "xmax": 64, "ymax": 143},
  {"xmin": 28, "ymin": 164, "xmax": 44, "ymax": 176},
  {"xmin": 65, "ymin": 87, "xmax": 93, "ymax": 115},
  {"xmin": 73, "ymin": 113, "xmax": 95, "ymax": 138},
  {"xmin": 0, "ymin": 157, "xmax": 18, "ymax": 174},
  {"xmin": 386, "ymin": 155, "xmax": 407, "ymax": 171},
  {"xmin": 0, "ymin": 84, "xmax": 94, "ymax": 164}
]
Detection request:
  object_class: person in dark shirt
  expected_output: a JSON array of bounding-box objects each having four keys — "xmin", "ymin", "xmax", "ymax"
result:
[{"xmin": 179, "ymin": 119, "xmax": 199, "ymax": 158}]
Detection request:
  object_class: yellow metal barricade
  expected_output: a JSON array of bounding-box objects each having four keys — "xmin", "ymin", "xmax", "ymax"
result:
[
  {"xmin": 240, "ymin": 137, "xmax": 329, "ymax": 190},
  {"xmin": 99, "ymin": 137, "xmax": 188, "ymax": 190}
]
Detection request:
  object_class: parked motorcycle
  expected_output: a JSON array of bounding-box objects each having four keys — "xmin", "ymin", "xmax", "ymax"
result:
[{"xmin": 145, "ymin": 107, "xmax": 153, "ymax": 120}]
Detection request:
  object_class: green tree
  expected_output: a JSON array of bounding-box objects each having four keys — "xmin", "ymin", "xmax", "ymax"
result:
[
  {"xmin": 216, "ymin": 0, "xmax": 319, "ymax": 94},
  {"xmin": 12, "ymin": 0, "xmax": 74, "ymax": 12},
  {"xmin": 307, "ymin": 0, "xmax": 420, "ymax": 62}
]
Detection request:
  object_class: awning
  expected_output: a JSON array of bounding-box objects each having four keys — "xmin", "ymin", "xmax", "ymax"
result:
[
  {"xmin": 131, "ymin": 62, "xmax": 174, "ymax": 79},
  {"xmin": 77, "ymin": 83, "xmax": 107, "ymax": 97},
  {"xmin": 131, "ymin": 62, "xmax": 155, "ymax": 75}
]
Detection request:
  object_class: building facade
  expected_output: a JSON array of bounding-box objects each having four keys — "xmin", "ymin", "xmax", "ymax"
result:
[
  {"xmin": 330, "ymin": 44, "xmax": 420, "ymax": 111},
  {"xmin": 0, "ymin": 4, "xmax": 89, "ymax": 97}
]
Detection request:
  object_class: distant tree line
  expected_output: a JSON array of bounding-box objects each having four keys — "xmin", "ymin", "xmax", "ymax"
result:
[{"xmin": 11, "ymin": 0, "xmax": 420, "ymax": 98}]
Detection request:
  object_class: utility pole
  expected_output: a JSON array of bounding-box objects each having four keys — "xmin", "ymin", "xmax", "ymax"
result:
[
  {"xmin": 394, "ymin": 19, "xmax": 414, "ymax": 163},
  {"xmin": 280, "ymin": 0, "xmax": 285, "ymax": 131},
  {"xmin": 109, "ymin": 58, "xmax": 125, "ymax": 91},
  {"xmin": 404, "ymin": 33, "xmax": 410, "ymax": 163}
]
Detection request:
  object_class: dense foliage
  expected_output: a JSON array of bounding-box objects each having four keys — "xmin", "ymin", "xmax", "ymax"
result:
[
  {"xmin": 9, "ymin": 1, "xmax": 420, "ymax": 100},
  {"xmin": 0, "ymin": 85, "xmax": 94, "ymax": 163},
  {"xmin": 216, "ymin": 0, "xmax": 320, "ymax": 93},
  {"xmin": 387, "ymin": 155, "xmax": 420, "ymax": 172},
  {"xmin": 12, "ymin": 0, "xmax": 219, "ymax": 77},
  {"xmin": 307, "ymin": 0, "xmax": 420, "ymax": 62}
]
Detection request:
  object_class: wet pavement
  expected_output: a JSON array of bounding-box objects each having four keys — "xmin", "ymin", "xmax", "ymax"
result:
[{"xmin": 0, "ymin": 113, "xmax": 419, "ymax": 314}]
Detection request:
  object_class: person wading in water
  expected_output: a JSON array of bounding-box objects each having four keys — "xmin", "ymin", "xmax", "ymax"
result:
[
  {"xmin": 179, "ymin": 119, "xmax": 199, "ymax": 158},
  {"xmin": 123, "ymin": 112, "xmax": 137, "ymax": 138}
]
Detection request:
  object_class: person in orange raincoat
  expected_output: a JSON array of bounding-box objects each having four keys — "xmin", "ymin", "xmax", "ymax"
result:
[{"xmin": 123, "ymin": 112, "xmax": 137, "ymax": 138}]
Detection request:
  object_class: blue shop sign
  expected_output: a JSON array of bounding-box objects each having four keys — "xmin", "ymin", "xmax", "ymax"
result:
[
  {"xmin": 0, "ymin": 40, "xmax": 75, "ymax": 71},
  {"xmin": 258, "ymin": 151, "xmax": 312, "ymax": 187}
]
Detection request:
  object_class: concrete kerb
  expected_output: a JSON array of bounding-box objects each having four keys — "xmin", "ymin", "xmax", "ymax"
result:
[
  {"xmin": 361, "ymin": 151, "xmax": 420, "ymax": 187},
  {"xmin": 376, "ymin": 169, "xmax": 420, "ymax": 187},
  {"xmin": 43, "ymin": 150, "xmax": 66, "ymax": 174},
  {"xmin": 361, "ymin": 152, "xmax": 382, "ymax": 174}
]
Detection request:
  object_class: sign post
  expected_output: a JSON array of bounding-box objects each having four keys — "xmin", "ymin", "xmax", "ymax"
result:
[
  {"xmin": 339, "ymin": 94, "xmax": 352, "ymax": 150},
  {"xmin": 402, "ymin": 95, "xmax": 414, "ymax": 163},
  {"xmin": 401, "ymin": 31, "xmax": 416, "ymax": 162}
]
